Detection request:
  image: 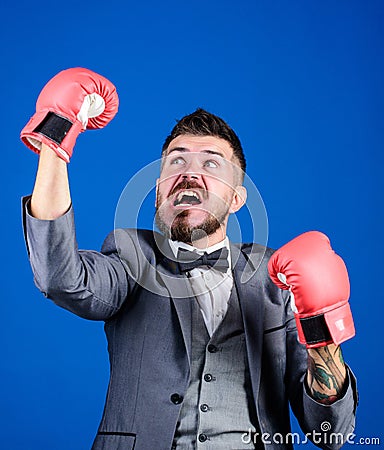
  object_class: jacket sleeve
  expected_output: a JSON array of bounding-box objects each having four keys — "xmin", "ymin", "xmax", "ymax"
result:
[
  {"xmin": 284, "ymin": 290, "xmax": 358, "ymax": 449},
  {"xmin": 22, "ymin": 196, "xmax": 133, "ymax": 321}
]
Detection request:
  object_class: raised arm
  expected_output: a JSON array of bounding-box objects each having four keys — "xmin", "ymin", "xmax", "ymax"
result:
[
  {"xmin": 21, "ymin": 68, "xmax": 130, "ymax": 321},
  {"xmin": 22, "ymin": 67, "xmax": 119, "ymax": 219},
  {"xmin": 31, "ymin": 143, "xmax": 71, "ymax": 219}
]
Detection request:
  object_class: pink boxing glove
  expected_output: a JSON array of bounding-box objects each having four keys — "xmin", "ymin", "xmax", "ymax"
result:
[
  {"xmin": 268, "ymin": 231, "xmax": 355, "ymax": 348},
  {"xmin": 21, "ymin": 67, "xmax": 119, "ymax": 162}
]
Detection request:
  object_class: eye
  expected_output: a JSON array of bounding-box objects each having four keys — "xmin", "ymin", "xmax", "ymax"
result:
[
  {"xmin": 204, "ymin": 159, "xmax": 219, "ymax": 168},
  {"xmin": 170, "ymin": 156, "xmax": 186, "ymax": 165}
]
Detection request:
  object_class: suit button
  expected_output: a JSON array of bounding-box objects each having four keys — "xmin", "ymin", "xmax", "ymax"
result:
[
  {"xmin": 207, "ymin": 344, "xmax": 218, "ymax": 353},
  {"xmin": 200, "ymin": 403, "xmax": 209, "ymax": 412},
  {"xmin": 198, "ymin": 433, "xmax": 208, "ymax": 442},
  {"xmin": 170, "ymin": 393, "xmax": 183, "ymax": 404},
  {"xmin": 204, "ymin": 373, "xmax": 213, "ymax": 382}
]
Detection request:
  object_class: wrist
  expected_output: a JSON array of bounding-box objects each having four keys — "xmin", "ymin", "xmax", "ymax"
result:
[
  {"xmin": 306, "ymin": 344, "xmax": 347, "ymax": 404},
  {"xmin": 30, "ymin": 143, "xmax": 71, "ymax": 220}
]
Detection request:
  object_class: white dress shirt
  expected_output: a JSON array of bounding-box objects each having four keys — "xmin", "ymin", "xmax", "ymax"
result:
[{"xmin": 169, "ymin": 237, "xmax": 233, "ymax": 336}]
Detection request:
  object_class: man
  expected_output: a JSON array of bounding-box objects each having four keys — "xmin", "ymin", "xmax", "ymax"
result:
[{"xmin": 21, "ymin": 68, "xmax": 357, "ymax": 449}]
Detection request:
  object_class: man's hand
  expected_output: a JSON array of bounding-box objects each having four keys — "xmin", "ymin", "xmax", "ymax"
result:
[
  {"xmin": 268, "ymin": 231, "xmax": 355, "ymax": 348},
  {"xmin": 21, "ymin": 67, "xmax": 119, "ymax": 162}
]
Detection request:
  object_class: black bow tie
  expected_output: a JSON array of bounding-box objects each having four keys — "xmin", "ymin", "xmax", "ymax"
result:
[{"xmin": 177, "ymin": 247, "xmax": 229, "ymax": 273}]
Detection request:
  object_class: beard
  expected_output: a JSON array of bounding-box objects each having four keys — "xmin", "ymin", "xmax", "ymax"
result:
[
  {"xmin": 155, "ymin": 182, "xmax": 230, "ymax": 244},
  {"xmin": 155, "ymin": 208, "xmax": 227, "ymax": 243}
]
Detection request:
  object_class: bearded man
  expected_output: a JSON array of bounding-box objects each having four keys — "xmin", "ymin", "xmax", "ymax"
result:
[{"xmin": 21, "ymin": 68, "xmax": 357, "ymax": 450}]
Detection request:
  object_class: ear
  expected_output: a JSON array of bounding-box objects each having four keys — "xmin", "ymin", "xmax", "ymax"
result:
[{"xmin": 229, "ymin": 185, "xmax": 247, "ymax": 214}]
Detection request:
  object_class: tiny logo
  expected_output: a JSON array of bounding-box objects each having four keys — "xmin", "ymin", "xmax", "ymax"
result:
[{"xmin": 321, "ymin": 421, "xmax": 332, "ymax": 432}]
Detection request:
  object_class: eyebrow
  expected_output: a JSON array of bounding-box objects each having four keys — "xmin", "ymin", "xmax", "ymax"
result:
[{"xmin": 166, "ymin": 147, "xmax": 225, "ymax": 158}]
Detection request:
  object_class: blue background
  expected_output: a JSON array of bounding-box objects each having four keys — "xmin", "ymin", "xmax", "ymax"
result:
[{"xmin": 2, "ymin": 0, "xmax": 383, "ymax": 448}]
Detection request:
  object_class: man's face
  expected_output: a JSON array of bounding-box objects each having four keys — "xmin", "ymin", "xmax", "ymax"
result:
[{"xmin": 155, "ymin": 135, "xmax": 246, "ymax": 244}]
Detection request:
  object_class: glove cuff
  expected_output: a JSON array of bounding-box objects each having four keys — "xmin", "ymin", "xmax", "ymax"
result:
[
  {"xmin": 21, "ymin": 110, "xmax": 84, "ymax": 162},
  {"xmin": 296, "ymin": 302, "xmax": 355, "ymax": 348}
]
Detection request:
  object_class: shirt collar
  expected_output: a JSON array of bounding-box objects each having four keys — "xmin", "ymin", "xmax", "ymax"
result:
[{"xmin": 168, "ymin": 236, "xmax": 231, "ymax": 270}]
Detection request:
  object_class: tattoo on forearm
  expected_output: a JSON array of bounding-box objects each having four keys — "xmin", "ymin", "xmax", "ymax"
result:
[{"xmin": 307, "ymin": 345, "xmax": 346, "ymax": 404}]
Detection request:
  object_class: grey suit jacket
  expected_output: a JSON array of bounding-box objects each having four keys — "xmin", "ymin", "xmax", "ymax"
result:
[{"xmin": 22, "ymin": 197, "xmax": 357, "ymax": 450}]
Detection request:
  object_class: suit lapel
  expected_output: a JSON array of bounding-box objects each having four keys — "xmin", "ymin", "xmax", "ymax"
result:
[
  {"xmin": 164, "ymin": 277, "xmax": 194, "ymax": 367},
  {"xmin": 155, "ymin": 237, "xmax": 194, "ymax": 366},
  {"xmin": 231, "ymin": 243, "xmax": 265, "ymax": 401}
]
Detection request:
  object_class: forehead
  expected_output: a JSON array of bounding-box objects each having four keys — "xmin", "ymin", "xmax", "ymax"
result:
[{"xmin": 165, "ymin": 135, "xmax": 234, "ymax": 160}]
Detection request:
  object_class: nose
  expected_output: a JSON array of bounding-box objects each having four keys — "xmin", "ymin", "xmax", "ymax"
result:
[
  {"xmin": 181, "ymin": 172, "xmax": 199, "ymax": 181},
  {"xmin": 180, "ymin": 155, "xmax": 202, "ymax": 180}
]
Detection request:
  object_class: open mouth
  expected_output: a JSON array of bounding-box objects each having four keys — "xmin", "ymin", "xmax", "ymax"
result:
[{"xmin": 173, "ymin": 190, "xmax": 202, "ymax": 207}]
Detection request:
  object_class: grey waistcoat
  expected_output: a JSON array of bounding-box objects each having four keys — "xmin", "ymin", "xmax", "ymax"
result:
[{"xmin": 172, "ymin": 282, "xmax": 259, "ymax": 449}]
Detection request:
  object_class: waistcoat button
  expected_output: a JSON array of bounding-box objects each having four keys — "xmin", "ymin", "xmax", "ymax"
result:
[
  {"xmin": 198, "ymin": 433, "xmax": 208, "ymax": 442},
  {"xmin": 170, "ymin": 393, "xmax": 183, "ymax": 404},
  {"xmin": 200, "ymin": 403, "xmax": 209, "ymax": 412},
  {"xmin": 207, "ymin": 344, "xmax": 218, "ymax": 353},
  {"xmin": 204, "ymin": 373, "xmax": 213, "ymax": 382}
]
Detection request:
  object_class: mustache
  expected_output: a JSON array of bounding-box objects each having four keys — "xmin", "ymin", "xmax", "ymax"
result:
[{"xmin": 169, "ymin": 179, "xmax": 206, "ymax": 197}]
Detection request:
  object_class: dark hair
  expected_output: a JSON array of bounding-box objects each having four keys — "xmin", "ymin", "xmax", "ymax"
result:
[{"xmin": 162, "ymin": 108, "xmax": 246, "ymax": 176}]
